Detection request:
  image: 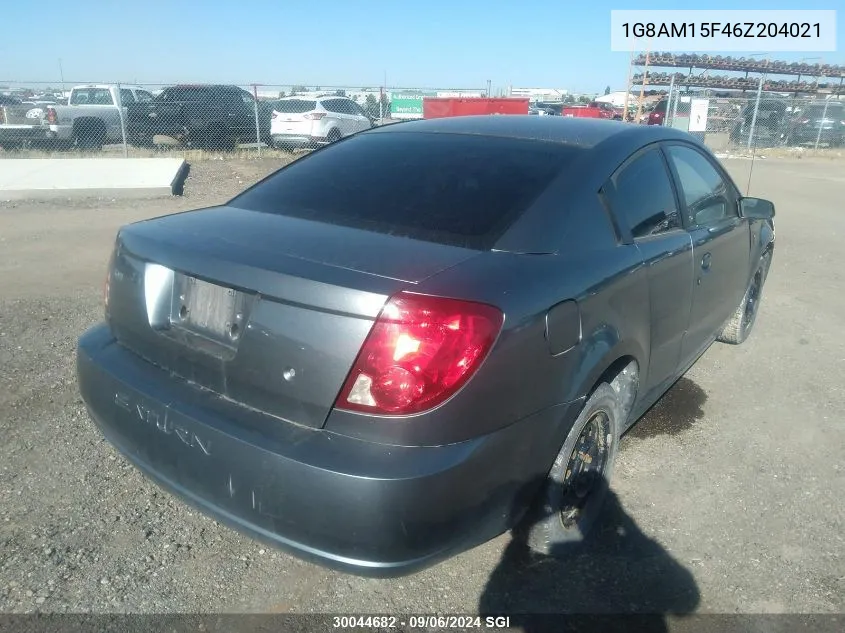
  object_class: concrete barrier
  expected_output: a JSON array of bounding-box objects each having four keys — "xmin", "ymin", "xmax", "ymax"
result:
[{"xmin": 0, "ymin": 158, "xmax": 188, "ymax": 200}]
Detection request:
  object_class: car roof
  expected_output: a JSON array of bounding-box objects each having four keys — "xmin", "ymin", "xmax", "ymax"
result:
[
  {"xmin": 71, "ymin": 84, "xmax": 147, "ymax": 91},
  {"xmin": 365, "ymin": 115, "xmax": 693, "ymax": 150},
  {"xmin": 276, "ymin": 95, "xmax": 349, "ymax": 100}
]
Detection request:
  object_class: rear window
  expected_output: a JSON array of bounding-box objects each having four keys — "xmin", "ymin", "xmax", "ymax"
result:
[
  {"xmin": 70, "ymin": 88, "xmax": 113, "ymax": 105},
  {"xmin": 157, "ymin": 87, "xmax": 214, "ymax": 102},
  {"xmin": 230, "ymin": 131, "xmax": 579, "ymax": 249},
  {"xmin": 273, "ymin": 99, "xmax": 317, "ymax": 113}
]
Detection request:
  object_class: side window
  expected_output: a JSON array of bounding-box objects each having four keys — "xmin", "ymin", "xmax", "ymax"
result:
[
  {"xmin": 665, "ymin": 145, "xmax": 735, "ymax": 227},
  {"xmin": 120, "ymin": 89, "xmax": 135, "ymax": 104},
  {"xmin": 609, "ymin": 148, "xmax": 681, "ymax": 239},
  {"xmin": 322, "ymin": 99, "xmax": 342, "ymax": 114}
]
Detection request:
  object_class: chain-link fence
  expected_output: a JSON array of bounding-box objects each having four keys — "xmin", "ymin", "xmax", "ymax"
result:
[
  {"xmin": 637, "ymin": 87, "xmax": 845, "ymax": 154},
  {"xmin": 4, "ymin": 80, "xmax": 842, "ymax": 158},
  {"xmin": 0, "ymin": 82, "xmax": 487, "ymax": 158}
]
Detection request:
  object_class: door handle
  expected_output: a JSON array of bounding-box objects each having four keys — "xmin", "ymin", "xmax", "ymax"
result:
[{"xmin": 701, "ymin": 253, "xmax": 712, "ymax": 271}]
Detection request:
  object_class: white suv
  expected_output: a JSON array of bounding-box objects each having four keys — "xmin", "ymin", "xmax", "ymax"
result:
[{"xmin": 270, "ymin": 96, "xmax": 373, "ymax": 149}]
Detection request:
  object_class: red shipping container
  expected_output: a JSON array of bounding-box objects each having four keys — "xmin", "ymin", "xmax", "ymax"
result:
[
  {"xmin": 423, "ymin": 98, "xmax": 530, "ymax": 119},
  {"xmin": 560, "ymin": 106, "xmax": 605, "ymax": 118}
]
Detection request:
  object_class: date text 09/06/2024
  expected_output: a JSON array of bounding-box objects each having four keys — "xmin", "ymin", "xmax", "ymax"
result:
[
  {"xmin": 622, "ymin": 22, "xmax": 821, "ymax": 39},
  {"xmin": 333, "ymin": 616, "xmax": 512, "ymax": 629}
]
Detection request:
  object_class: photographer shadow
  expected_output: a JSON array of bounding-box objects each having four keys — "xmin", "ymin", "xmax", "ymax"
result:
[{"xmin": 479, "ymin": 477, "xmax": 700, "ymax": 633}]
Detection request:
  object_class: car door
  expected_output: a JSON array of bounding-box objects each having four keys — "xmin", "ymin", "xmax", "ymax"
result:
[
  {"xmin": 114, "ymin": 89, "xmax": 136, "ymax": 141},
  {"xmin": 323, "ymin": 99, "xmax": 353, "ymax": 136},
  {"xmin": 664, "ymin": 143, "xmax": 751, "ymax": 364},
  {"xmin": 348, "ymin": 100, "xmax": 373, "ymax": 132},
  {"xmin": 604, "ymin": 146, "xmax": 695, "ymax": 396},
  {"xmin": 90, "ymin": 88, "xmax": 122, "ymax": 141},
  {"xmin": 232, "ymin": 89, "xmax": 258, "ymax": 141}
]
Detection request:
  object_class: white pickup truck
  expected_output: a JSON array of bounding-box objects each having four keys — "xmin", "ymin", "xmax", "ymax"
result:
[{"xmin": 0, "ymin": 84, "xmax": 155, "ymax": 150}]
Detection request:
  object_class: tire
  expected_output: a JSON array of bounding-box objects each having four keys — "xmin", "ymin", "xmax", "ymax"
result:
[
  {"xmin": 327, "ymin": 128, "xmax": 342, "ymax": 143},
  {"xmin": 516, "ymin": 383, "xmax": 622, "ymax": 556},
  {"xmin": 200, "ymin": 126, "xmax": 235, "ymax": 152},
  {"xmin": 73, "ymin": 124, "xmax": 105, "ymax": 151},
  {"xmin": 717, "ymin": 250, "xmax": 772, "ymax": 345}
]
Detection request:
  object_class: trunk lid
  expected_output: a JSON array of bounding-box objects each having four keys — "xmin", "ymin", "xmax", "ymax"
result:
[
  {"xmin": 270, "ymin": 100, "xmax": 319, "ymax": 136},
  {"xmin": 106, "ymin": 206, "xmax": 477, "ymax": 429}
]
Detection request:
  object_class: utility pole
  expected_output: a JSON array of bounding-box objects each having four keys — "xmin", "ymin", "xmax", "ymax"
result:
[
  {"xmin": 487, "ymin": 79, "xmax": 492, "ymax": 97},
  {"xmin": 622, "ymin": 41, "xmax": 636, "ymax": 121},
  {"xmin": 58, "ymin": 58, "xmax": 66, "ymax": 95},
  {"xmin": 635, "ymin": 44, "xmax": 651, "ymax": 123}
]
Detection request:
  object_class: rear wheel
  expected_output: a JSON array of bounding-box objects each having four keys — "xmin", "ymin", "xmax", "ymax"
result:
[
  {"xmin": 73, "ymin": 123, "xmax": 105, "ymax": 151},
  {"xmin": 718, "ymin": 250, "xmax": 772, "ymax": 345},
  {"xmin": 201, "ymin": 126, "xmax": 235, "ymax": 152},
  {"xmin": 516, "ymin": 383, "xmax": 621, "ymax": 555},
  {"xmin": 327, "ymin": 128, "xmax": 342, "ymax": 143}
]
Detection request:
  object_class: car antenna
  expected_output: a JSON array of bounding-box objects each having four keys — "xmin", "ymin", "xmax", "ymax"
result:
[{"xmin": 745, "ymin": 135, "xmax": 757, "ymax": 196}]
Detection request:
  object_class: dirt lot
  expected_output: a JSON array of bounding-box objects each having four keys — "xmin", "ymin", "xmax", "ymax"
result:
[{"xmin": 0, "ymin": 155, "xmax": 843, "ymax": 623}]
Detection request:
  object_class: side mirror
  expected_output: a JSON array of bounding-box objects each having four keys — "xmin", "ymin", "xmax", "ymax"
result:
[{"xmin": 740, "ymin": 197, "xmax": 775, "ymax": 220}]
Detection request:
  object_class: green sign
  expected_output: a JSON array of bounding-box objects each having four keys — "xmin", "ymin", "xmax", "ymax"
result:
[{"xmin": 390, "ymin": 93, "xmax": 427, "ymax": 119}]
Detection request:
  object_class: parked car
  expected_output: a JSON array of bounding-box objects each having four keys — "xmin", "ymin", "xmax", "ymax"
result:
[
  {"xmin": 2, "ymin": 85, "xmax": 152, "ymax": 150},
  {"xmin": 535, "ymin": 102, "xmax": 564, "ymax": 116},
  {"xmin": 126, "ymin": 85, "xmax": 273, "ymax": 151},
  {"xmin": 646, "ymin": 99, "xmax": 668, "ymax": 125},
  {"xmin": 269, "ymin": 95, "xmax": 373, "ymax": 149},
  {"xmin": 0, "ymin": 97, "xmax": 41, "ymax": 149},
  {"xmin": 729, "ymin": 99, "xmax": 790, "ymax": 147},
  {"xmin": 529, "ymin": 104, "xmax": 557, "ymax": 116},
  {"xmin": 77, "ymin": 116, "xmax": 775, "ymax": 577},
  {"xmin": 42, "ymin": 84, "xmax": 154, "ymax": 149},
  {"xmin": 785, "ymin": 101, "xmax": 845, "ymax": 147}
]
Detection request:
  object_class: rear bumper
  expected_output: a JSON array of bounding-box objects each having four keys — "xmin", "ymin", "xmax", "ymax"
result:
[
  {"xmin": 270, "ymin": 133, "xmax": 328, "ymax": 148},
  {"xmin": 0, "ymin": 124, "xmax": 53, "ymax": 141},
  {"xmin": 77, "ymin": 323, "xmax": 581, "ymax": 577}
]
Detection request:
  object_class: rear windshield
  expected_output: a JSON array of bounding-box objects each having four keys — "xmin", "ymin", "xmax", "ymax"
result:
[
  {"xmin": 229, "ymin": 131, "xmax": 579, "ymax": 249},
  {"xmin": 273, "ymin": 99, "xmax": 316, "ymax": 113},
  {"xmin": 70, "ymin": 88, "xmax": 113, "ymax": 105},
  {"xmin": 157, "ymin": 87, "xmax": 215, "ymax": 102}
]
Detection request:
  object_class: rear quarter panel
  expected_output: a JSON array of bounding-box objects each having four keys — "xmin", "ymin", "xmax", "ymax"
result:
[{"xmin": 323, "ymin": 170, "xmax": 651, "ymax": 448}]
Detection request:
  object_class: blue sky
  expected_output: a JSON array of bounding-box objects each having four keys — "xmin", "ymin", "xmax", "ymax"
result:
[{"xmin": 0, "ymin": 0, "xmax": 841, "ymax": 93}]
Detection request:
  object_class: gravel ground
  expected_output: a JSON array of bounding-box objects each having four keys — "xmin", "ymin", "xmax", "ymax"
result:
[{"xmin": 0, "ymin": 156, "xmax": 843, "ymax": 624}]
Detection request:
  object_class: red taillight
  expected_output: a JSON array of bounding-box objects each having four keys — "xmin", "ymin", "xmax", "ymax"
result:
[
  {"xmin": 303, "ymin": 112, "xmax": 326, "ymax": 120},
  {"xmin": 335, "ymin": 292, "xmax": 504, "ymax": 415},
  {"xmin": 46, "ymin": 107, "xmax": 57, "ymax": 124}
]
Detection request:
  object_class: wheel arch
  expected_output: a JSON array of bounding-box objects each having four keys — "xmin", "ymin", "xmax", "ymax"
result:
[{"xmin": 567, "ymin": 326, "xmax": 644, "ymax": 426}]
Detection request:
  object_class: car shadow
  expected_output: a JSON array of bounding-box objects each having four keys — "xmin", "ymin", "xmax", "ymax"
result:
[{"xmin": 478, "ymin": 477, "xmax": 700, "ymax": 633}]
